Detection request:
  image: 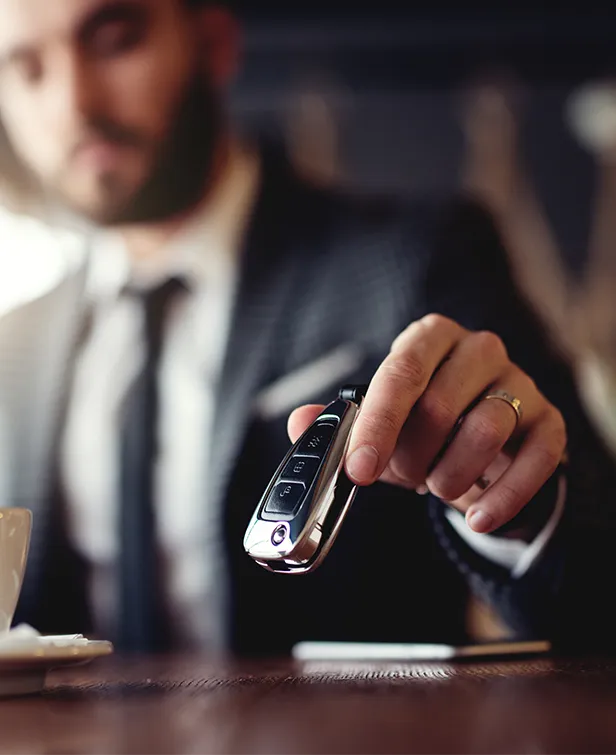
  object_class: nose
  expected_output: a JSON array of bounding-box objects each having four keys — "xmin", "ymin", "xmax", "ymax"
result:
[{"xmin": 45, "ymin": 48, "xmax": 103, "ymax": 134}]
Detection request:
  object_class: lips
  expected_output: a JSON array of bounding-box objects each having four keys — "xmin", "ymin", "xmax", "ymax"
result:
[{"xmin": 72, "ymin": 140, "xmax": 127, "ymax": 172}]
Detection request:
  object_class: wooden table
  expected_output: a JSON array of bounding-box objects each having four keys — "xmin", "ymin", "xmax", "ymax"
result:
[{"xmin": 1, "ymin": 654, "xmax": 616, "ymax": 753}]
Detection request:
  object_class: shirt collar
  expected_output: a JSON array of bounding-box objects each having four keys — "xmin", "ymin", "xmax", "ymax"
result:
[{"xmin": 85, "ymin": 140, "xmax": 260, "ymax": 303}]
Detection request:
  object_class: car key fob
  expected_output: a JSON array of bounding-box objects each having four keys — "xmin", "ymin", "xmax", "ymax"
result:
[{"xmin": 243, "ymin": 384, "xmax": 367, "ymax": 574}]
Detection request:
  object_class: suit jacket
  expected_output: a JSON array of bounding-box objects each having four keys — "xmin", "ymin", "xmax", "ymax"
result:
[{"xmin": 2, "ymin": 143, "xmax": 616, "ymax": 655}]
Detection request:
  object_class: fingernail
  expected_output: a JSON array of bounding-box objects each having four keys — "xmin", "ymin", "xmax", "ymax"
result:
[
  {"xmin": 346, "ymin": 446, "xmax": 379, "ymax": 483},
  {"xmin": 468, "ymin": 510, "xmax": 494, "ymax": 533},
  {"xmin": 416, "ymin": 484, "xmax": 429, "ymax": 495}
]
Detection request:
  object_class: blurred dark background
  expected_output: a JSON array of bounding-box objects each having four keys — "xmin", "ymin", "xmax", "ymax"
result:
[
  {"xmin": 227, "ymin": 6, "xmax": 616, "ymax": 275},
  {"xmin": 3, "ymin": 5, "xmax": 616, "ymax": 375}
]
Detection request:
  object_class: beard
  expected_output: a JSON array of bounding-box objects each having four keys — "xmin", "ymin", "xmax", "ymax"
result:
[{"xmin": 56, "ymin": 69, "xmax": 222, "ymax": 226}]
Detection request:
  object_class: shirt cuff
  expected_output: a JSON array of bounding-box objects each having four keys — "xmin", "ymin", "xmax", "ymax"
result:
[{"xmin": 444, "ymin": 475, "xmax": 566, "ymax": 578}]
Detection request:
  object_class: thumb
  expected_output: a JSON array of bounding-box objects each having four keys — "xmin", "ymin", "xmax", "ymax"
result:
[{"xmin": 287, "ymin": 404, "xmax": 326, "ymax": 443}]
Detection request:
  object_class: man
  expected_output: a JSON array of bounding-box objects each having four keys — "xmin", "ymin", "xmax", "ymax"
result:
[{"xmin": 0, "ymin": 0, "xmax": 612, "ymax": 655}]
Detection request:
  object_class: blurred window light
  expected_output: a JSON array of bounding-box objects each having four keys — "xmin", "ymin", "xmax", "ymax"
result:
[
  {"xmin": 0, "ymin": 207, "xmax": 83, "ymax": 316},
  {"xmin": 567, "ymin": 81, "xmax": 616, "ymax": 156}
]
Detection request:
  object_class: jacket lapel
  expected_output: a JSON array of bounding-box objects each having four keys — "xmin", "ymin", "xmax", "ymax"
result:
[
  {"xmin": 0, "ymin": 262, "xmax": 89, "ymax": 614},
  {"xmin": 207, "ymin": 147, "xmax": 308, "ymax": 528}
]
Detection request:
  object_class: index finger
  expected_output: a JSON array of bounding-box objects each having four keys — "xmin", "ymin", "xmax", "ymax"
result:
[{"xmin": 345, "ymin": 314, "xmax": 465, "ymax": 485}]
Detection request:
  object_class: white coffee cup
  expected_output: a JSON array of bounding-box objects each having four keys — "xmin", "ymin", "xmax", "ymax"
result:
[{"xmin": 0, "ymin": 509, "xmax": 32, "ymax": 635}]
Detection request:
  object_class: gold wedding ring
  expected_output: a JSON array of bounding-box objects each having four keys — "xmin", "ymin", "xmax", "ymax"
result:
[{"xmin": 482, "ymin": 389, "xmax": 523, "ymax": 426}]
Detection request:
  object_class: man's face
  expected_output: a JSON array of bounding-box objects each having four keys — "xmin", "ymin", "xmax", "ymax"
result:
[{"xmin": 0, "ymin": 0, "xmax": 222, "ymax": 224}]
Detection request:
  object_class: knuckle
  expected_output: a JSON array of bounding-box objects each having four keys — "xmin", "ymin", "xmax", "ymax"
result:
[
  {"xmin": 388, "ymin": 454, "xmax": 422, "ymax": 488},
  {"xmin": 419, "ymin": 312, "xmax": 455, "ymax": 333},
  {"xmin": 548, "ymin": 408, "xmax": 567, "ymax": 446},
  {"xmin": 536, "ymin": 407, "xmax": 567, "ymax": 462},
  {"xmin": 390, "ymin": 313, "xmax": 454, "ymax": 353},
  {"xmin": 493, "ymin": 481, "xmax": 523, "ymax": 517},
  {"xmin": 533, "ymin": 439, "xmax": 563, "ymax": 473},
  {"xmin": 421, "ymin": 312, "xmax": 447, "ymax": 329},
  {"xmin": 518, "ymin": 371, "xmax": 538, "ymax": 398},
  {"xmin": 390, "ymin": 321, "xmax": 419, "ymax": 353},
  {"xmin": 359, "ymin": 405, "xmax": 400, "ymax": 440},
  {"xmin": 382, "ymin": 353, "xmax": 427, "ymax": 392},
  {"xmin": 428, "ymin": 472, "xmax": 463, "ymax": 503},
  {"xmin": 417, "ymin": 390, "xmax": 459, "ymax": 434},
  {"xmin": 471, "ymin": 330, "xmax": 508, "ymax": 363},
  {"xmin": 464, "ymin": 412, "xmax": 505, "ymax": 455}
]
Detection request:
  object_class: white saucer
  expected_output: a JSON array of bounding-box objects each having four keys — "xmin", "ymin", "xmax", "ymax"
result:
[{"xmin": 0, "ymin": 635, "xmax": 113, "ymax": 698}]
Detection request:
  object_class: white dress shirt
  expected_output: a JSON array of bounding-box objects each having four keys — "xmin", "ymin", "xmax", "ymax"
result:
[
  {"xmin": 62, "ymin": 142, "xmax": 260, "ymax": 646},
  {"xmin": 61, "ymin": 142, "xmax": 562, "ymax": 647}
]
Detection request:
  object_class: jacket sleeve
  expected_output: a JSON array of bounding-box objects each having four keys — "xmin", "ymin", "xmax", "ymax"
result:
[{"xmin": 421, "ymin": 196, "xmax": 616, "ymax": 652}]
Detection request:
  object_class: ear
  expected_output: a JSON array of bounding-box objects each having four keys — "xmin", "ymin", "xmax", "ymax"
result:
[{"xmin": 195, "ymin": 6, "xmax": 242, "ymax": 89}]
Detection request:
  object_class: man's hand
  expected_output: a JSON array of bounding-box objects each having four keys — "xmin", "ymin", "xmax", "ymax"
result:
[{"xmin": 288, "ymin": 314, "xmax": 566, "ymax": 535}]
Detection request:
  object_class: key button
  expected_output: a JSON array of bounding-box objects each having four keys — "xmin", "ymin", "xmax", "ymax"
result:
[
  {"xmin": 296, "ymin": 421, "xmax": 337, "ymax": 459},
  {"xmin": 280, "ymin": 455, "xmax": 321, "ymax": 485},
  {"xmin": 263, "ymin": 481, "xmax": 306, "ymax": 516}
]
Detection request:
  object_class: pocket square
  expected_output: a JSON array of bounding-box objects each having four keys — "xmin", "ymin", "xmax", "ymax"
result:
[{"xmin": 253, "ymin": 344, "xmax": 364, "ymax": 420}]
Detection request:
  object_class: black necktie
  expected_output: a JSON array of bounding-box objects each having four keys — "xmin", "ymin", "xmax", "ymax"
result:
[{"xmin": 116, "ymin": 276, "xmax": 187, "ymax": 654}]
